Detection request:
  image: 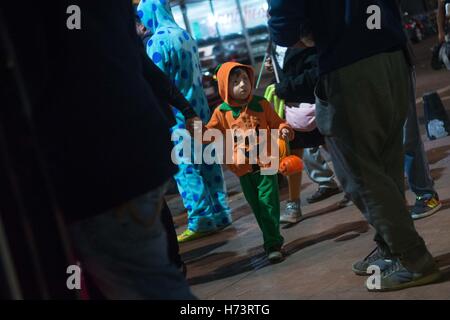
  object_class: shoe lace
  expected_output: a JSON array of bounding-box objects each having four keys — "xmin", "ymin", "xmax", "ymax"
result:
[
  {"xmin": 382, "ymin": 259, "xmax": 401, "ymax": 276},
  {"xmin": 286, "ymin": 202, "xmax": 299, "ymax": 210},
  {"xmin": 363, "ymin": 247, "xmax": 379, "ymax": 262}
]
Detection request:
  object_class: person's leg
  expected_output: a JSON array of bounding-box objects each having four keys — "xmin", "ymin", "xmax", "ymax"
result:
[
  {"xmin": 316, "ymin": 50, "xmax": 439, "ymax": 290},
  {"xmin": 303, "ymin": 147, "xmax": 341, "ymax": 203},
  {"xmin": 175, "ymin": 162, "xmax": 217, "ymax": 232},
  {"xmin": 303, "ymin": 147, "xmax": 339, "ymax": 189},
  {"xmin": 240, "ymin": 172, "xmax": 284, "ymax": 253},
  {"xmin": 199, "ymin": 161, "xmax": 232, "ymax": 228},
  {"xmin": 287, "ymin": 148, "xmax": 303, "ymax": 202},
  {"xmin": 160, "ymin": 200, "xmax": 185, "ymax": 274},
  {"xmin": 403, "ymin": 69, "xmax": 441, "ymax": 219},
  {"xmin": 281, "ymin": 148, "xmax": 303, "ymax": 223},
  {"xmin": 257, "ymin": 173, "xmax": 284, "ymax": 252},
  {"xmin": 170, "ymin": 109, "xmax": 220, "ymax": 239},
  {"xmin": 69, "ymin": 182, "xmax": 195, "ymax": 299}
]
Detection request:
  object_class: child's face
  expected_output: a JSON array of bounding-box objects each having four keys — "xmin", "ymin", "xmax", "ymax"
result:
[{"xmin": 229, "ymin": 69, "xmax": 251, "ymax": 103}]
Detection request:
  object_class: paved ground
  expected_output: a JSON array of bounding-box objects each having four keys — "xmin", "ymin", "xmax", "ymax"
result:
[{"xmin": 167, "ymin": 36, "xmax": 450, "ymax": 299}]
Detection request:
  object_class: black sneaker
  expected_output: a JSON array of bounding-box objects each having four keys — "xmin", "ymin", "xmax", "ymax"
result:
[
  {"xmin": 410, "ymin": 194, "xmax": 442, "ymax": 220},
  {"xmin": 337, "ymin": 193, "xmax": 352, "ymax": 207},
  {"xmin": 366, "ymin": 259, "xmax": 442, "ymax": 292},
  {"xmin": 352, "ymin": 247, "xmax": 394, "ymax": 276},
  {"xmin": 307, "ymin": 187, "xmax": 342, "ymax": 204}
]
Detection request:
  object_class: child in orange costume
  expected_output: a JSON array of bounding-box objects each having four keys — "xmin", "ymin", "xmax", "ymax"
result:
[{"xmin": 204, "ymin": 62, "xmax": 294, "ymax": 262}]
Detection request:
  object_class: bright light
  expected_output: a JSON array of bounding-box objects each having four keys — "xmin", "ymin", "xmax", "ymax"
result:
[
  {"xmin": 207, "ymin": 14, "xmax": 217, "ymax": 26},
  {"xmin": 262, "ymin": 2, "xmax": 268, "ymax": 11}
]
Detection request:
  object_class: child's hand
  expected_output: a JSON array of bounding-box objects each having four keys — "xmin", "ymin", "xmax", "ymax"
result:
[
  {"xmin": 280, "ymin": 128, "xmax": 290, "ymax": 140},
  {"xmin": 186, "ymin": 116, "xmax": 202, "ymax": 136}
]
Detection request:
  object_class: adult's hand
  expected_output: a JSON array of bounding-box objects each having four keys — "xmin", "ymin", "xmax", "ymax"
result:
[{"xmin": 186, "ymin": 116, "xmax": 202, "ymax": 136}]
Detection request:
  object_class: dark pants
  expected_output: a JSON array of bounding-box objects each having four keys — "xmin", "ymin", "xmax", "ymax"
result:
[
  {"xmin": 315, "ymin": 50, "xmax": 434, "ymax": 271},
  {"xmin": 160, "ymin": 200, "xmax": 183, "ymax": 268},
  {"xmin": 404, "ymin": 69, "xmax": 436, "ymax": 198}
]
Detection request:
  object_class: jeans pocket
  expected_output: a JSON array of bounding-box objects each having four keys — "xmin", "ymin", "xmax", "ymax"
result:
[{"xmin": 314, "ymin": 78, "xmax": 337, "ymax": 137}]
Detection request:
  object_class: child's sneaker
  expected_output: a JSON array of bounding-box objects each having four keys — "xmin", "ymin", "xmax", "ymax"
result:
[
  {"xmin": 280, "ymin": 200, "xmax": 302, "ymax": 223},
  {"xmin": 410, "ymin": 194, "xmax": 442, "ymax": 220},
  {"xmin": 267, "ymin": 250, "xmax": 284, "ymax": 263}
]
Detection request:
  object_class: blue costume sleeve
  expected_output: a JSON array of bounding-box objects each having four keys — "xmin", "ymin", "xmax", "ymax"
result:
[{"xmin": 146, "ymin": 35, "xmax": 173, "ymax": 77}]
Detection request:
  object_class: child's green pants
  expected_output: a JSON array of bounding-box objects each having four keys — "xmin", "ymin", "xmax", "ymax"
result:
[{"xmin": 239, "ymin": 171, "xmax": 284, "ymax": 252}]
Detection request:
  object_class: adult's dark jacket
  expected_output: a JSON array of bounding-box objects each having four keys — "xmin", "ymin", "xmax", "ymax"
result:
[
  {"xmin": 274, "ymin": 47, "xmax": 324, "ymax": 148},
  {"xmin": 268, "ymin": 0, "xmax": 407, "ymax": 75},
  {"xmin": 275, "ymin": 47, "xmax": 319, "ymax": 104},
  {"xmin": 3, "ymin": 0, "xmax": 177, "ymax": 222}
]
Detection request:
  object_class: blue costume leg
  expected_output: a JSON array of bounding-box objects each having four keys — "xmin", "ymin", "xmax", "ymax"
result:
[
  {"xmin": 199, "ymin": 161, "xmax": 232, "ymax": 228},
  {"xmin": 171, "ymin": 108, "xmax": 218, "ymax": 233}
]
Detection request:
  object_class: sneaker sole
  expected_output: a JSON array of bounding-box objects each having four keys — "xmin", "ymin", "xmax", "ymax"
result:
[
  {"xmin": 280, "ymin": 217, "xmax": 302, "ymax": 224},
  {"xmin": 411, "ymin": 203, "xmax": 442, "ymax": 220},
  {"xmin": 177, "ymin": 230, "xmax": 216, "ymax": 243},
  {"xmin": 268, "ymin": 256, "xmax": 285, "ymax": 264},
  {"xmin": 367, "ymin": 271, "xmax": 442, "ymax": 292},
  {"xmin": 351, "ymin": 266, "xmax": 370, "ymax": 276}
]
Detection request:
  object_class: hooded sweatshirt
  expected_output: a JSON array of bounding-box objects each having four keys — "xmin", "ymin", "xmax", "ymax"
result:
[
  {"xmin": 137, "ymin": 0, "xmax": 211, "ymax": 122},
  {"xmin": 206, "ymin": 62, "xmax": 294, "ymax": 177}
]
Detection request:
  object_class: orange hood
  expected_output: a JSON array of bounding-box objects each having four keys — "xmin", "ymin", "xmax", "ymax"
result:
[{"xmin": 216, "ymin": 62, "xmax": 255, "ymax": 107}]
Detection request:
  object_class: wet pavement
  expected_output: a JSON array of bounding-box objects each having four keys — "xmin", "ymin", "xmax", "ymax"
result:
[{"xmin": 168, "ymin": 36, "xmax": 450, "ymax": 299}]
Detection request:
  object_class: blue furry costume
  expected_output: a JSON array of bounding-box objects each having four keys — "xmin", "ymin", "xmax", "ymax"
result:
[{"xmin": 138, "ymin": 0, "xmax": 231, "ymax": 232}]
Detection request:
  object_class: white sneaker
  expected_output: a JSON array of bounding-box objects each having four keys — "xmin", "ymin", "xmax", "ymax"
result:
[
  {"xmin": 280, "ymin": 201, "xmax": 302, "ymax": 223},
  {"xmin": 267, "ymin": 250, "xmax": 284, "ymax": 263}
]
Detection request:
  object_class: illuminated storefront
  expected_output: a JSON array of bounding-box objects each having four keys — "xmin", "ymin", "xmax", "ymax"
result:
[{"xmin": 134, "ymin": 0, "xmax": 270, "ymax": 70}]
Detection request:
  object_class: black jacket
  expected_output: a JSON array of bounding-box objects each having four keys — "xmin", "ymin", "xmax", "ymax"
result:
[
  {"xmin": 269, "ymin": 0, "xmax": 407, "ymax": 75},
  {"xmin": 274, "ymin": 47, "xmax": 319, "ymax": 104},
  {"xmin": 273, "ymin": 47, "xmax": 324, "ymax": 148},
  {"xmin": 4, "ymin": 0, "xmax": 178, "ymax": 222}
]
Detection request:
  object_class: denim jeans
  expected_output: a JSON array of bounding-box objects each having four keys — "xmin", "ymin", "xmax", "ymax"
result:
[
  {"xmin": 69, "ymin": 182, "xmax": 196, "ymax": 299},
  {"xmin": 403, "ymin": 69, "xmax": 436, "ymax": 198}
]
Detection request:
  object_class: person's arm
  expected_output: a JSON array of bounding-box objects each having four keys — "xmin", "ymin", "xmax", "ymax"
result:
[
  {"xmin": 262, "ymin": 99, "xmax": 294, "ymax": 140},
  {"xmin": 438, "ymin": 0, "xmax": 447, "ymax": 43},
  {"xmin": 275, "ymin": 53, "xmax": 319, "ymax": 102},
  {"xmin": 140, "ymin": 48, "xmax": 198, "ymax": 120},
  {"xmin": 268, "ymin": 0, "xmax": 310, "ymax": 47}
]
